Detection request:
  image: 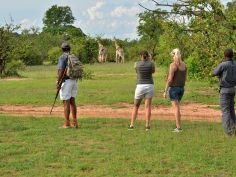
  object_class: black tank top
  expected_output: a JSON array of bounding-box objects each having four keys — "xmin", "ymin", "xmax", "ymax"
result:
[{"xmin": 170, "ymin": 67, "xmax": 187, "ymax": 87}]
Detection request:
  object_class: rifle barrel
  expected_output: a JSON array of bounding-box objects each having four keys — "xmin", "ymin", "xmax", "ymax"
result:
[{"xmin": 50, "ymin": 68, "xmax": 67, "ymax": 114}]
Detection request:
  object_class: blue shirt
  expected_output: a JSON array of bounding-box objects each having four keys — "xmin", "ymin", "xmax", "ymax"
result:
[
  {"xmin": 58, "ymin": 53, "xmax": 69, "ymax": 70},
  {"xmin": 58, "ymin": 53, "xmax": 70, "ymax": 81}
]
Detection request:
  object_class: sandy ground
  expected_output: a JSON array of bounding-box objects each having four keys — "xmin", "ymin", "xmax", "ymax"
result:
[{"xmin": 0, "ymin": 103, "xmax": 221, "ymax": 122}]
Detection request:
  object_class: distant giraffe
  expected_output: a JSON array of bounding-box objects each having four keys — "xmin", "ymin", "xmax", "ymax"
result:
[
  {"xmin": 114, "ymin": 39, "xmax": 125, "ymax": 64},
  {"xmin": 98, "ymin": 41, "xmax": 107, "ymax": 63}
]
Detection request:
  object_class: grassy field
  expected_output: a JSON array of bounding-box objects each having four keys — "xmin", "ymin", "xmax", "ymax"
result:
[
  {"xmin": 0, "ymin": 63, "xmax": 233, "ymax": 177},
  {"xmin": 0, "ymin": 115, "xmax": 236, "ymax": 177},
  {"xmin": 0, "ymin": 63, "xmax": 219, "ymax": 106}
]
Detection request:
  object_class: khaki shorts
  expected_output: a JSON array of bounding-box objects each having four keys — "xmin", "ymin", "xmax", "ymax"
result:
[
  {"xmin": 134, "ymin": 84, "xmax": 154, "ymax": 100},
  {"xmin": 60, "ymin": 79, "xmax": 78, "ymax": 100}
]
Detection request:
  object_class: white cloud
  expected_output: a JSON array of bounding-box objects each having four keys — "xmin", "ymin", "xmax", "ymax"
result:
[
  {"xmin": 120, "ymin": 32, "xmax": 139, "ymax": 39},
  {"xmin": 20, "ymin": 18, "xmax": 38, "ymax": 29},
  {"xmin": 107, "ymin": 20, "xmax": 138, "ymax": 29},
  {"xmin": 87, "ymin": 2, "xmax": 105, "ymax": 20},
  {"xmin": 20, "ymin": 19, "xmax": 29, "ymax": 25},
  {"xmin": 111, "ymin": 6, "xmax": 140, "ymax": 17}
]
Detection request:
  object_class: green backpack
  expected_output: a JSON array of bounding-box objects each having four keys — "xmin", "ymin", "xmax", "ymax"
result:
[{"xmin": 66, "ymin": 54, "xmax": 83, "ymax": 80}]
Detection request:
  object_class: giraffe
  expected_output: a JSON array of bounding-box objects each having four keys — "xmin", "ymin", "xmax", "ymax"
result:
[
  {"xmin": 98, "ymin": 41, "xmax": 107, "ymax": 63},
  {"xmin": 114, "ymin": 39, "xmax": 125, "ymax": 64}
]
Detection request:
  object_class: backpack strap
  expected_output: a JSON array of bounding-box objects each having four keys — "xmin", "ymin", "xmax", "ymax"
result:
[{"xmin": 63, "ymin": 53, "xmax": 70, "ymax": 68}]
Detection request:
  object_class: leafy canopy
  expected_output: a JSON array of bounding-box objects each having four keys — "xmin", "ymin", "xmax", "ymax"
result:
[{"xmin": 43, "ymin": 5, "xmax": 75, "ymax": 28}]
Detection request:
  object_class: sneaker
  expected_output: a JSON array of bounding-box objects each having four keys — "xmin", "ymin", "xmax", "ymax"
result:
[
  {"xmin": 71, "ymin": 119, "xmax": 78, "ymax": 128},
  {"xmin": 173, "ymin": 128, "xmax": 182, "ymax": 133},
  {"xmin": 145, "ymin": 126, "xmax": 150, "ymax": 131},
  {"xmin": 128, "ymin": 125, "xmax": 134, "ymax": 130}
]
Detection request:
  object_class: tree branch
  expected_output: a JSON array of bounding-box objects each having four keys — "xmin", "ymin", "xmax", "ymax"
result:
[{"xmin": 151, "ymin": 0, "xmax": 190, "ymax": 7}]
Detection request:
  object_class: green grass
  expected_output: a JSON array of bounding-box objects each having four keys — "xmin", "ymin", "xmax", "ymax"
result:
[
  {"xmin": 0, "ymin": 115, "xmax": 236, "ymax": 177},
  {"xmin": 0, "ymin": 63, "xmax": 219, "ymax": 106}
]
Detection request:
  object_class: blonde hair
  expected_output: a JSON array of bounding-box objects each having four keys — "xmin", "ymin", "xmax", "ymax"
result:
[{"xmin": 170, "ymin": 48, "xmax": 182, "ymax": 66}]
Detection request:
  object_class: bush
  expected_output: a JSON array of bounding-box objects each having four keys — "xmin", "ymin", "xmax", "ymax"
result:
[
  {"xmin": 82, "ymin": 68, "xmax": 94, "ymax": 80},
  {"xmin": 2, "ymin": 60, "xmax": 25, "ymax": 77},
  {"xmin": 185, "ymin": 55, "xmax": 200, "ymax": 79},
  {"xmin": 48, "ymin": 47, "xmax": 61, "ymax": 64}
]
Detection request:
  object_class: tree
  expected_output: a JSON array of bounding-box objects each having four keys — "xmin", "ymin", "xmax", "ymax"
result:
[
  {"xmin": 137, "ymin": 10, "xmax": 167, "ymax": 60},
  {"xmin": 0, "ymin": 24, "xmax": 24, "ymax": 76},
  {"xmin": 63, "ymin": 25, "xmax": 86, "ymax": 39},
  {"xmin": 43, "ymin": 5, "xmax": 75, "ymax": 34},
  {"xmin": 139, "ymin": 0, "xmax": 236, "ymax": 79}
]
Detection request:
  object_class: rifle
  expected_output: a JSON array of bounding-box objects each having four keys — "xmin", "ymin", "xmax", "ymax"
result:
[{"xmin": 50, "ymin": 68, "xmax": 67, "ymax": 114}]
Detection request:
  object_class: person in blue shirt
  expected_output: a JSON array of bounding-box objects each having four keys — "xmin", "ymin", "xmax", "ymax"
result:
[{"xmin": 57, "ymin": 43, "xmax": 78, "ymax": 128}]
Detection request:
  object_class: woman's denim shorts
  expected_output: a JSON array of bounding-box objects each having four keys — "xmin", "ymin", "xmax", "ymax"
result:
[{"xmin": 169, "ymin": 87, "xmax": 184, "ymax": 101}]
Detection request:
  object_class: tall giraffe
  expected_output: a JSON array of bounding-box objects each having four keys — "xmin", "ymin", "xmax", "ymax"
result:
[
  {"xmin": 98, "ymin": 41, "xmax": 107, "ymax": 63},
  {"xmin": 114, "ymin": 39, "xmax": 125, "ymax": 64}
]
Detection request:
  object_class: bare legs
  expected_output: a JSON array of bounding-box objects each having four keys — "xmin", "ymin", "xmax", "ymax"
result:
[
  {"xmin": 63, "ymin": 100, "xmax": 70, "ymax": 125},
  {"xmin": 130, "ymin": 98, "xmax": 152, "ymax": 128},
  {"xmin": 70, "ymin": 97, "xmax": 77, "ymax": 120},
  {"xmin": 171, "ymin": 100, "xmax": 181, "ymax": 129},
  {"xmin": 62, "ymin": 97, "xmax": 77, "ymax": 128},
  {"xmin": 145, "ymin": 98, "xmax": 152, "ymax": 128}
]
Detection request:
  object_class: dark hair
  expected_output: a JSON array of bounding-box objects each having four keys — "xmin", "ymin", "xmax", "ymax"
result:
[
  {"xmin": 140, "ymin": 50, "xmax": 149, "ymax": 59},
  {"xmin": 224, "ymin": 48, "xmax": 233, "ymax": 59}
]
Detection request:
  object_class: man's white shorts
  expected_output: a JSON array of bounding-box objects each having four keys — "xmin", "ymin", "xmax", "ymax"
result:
[
  {"xmin": 134, "ymin": 84, "xmax": 154, "ymax": 100},
  {"xmin": 60, "ymin": 79, "xmax": 78, "ymax": 100}
]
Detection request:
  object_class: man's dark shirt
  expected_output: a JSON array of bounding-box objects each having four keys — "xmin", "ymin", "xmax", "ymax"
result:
[{"xmin": 213, "ymin": 59, "xmax": 236, "ymax": 93}]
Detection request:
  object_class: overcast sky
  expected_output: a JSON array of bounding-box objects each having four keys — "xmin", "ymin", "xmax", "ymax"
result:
[{"xmin": 0, "ymin": 0, "xmax": 232, "ymax": 39}]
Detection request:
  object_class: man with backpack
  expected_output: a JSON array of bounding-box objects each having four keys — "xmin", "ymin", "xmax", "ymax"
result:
[
  {"xmin": 57, "ymin": 42, "xmax": 83, "ymax": 128},
  {"xmin": 213, "ymin": 48, "xmax": 236, "ymax": 136}
]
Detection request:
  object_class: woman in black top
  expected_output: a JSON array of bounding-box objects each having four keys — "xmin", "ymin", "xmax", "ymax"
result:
[{"xmin": 163, "ymin": 48, "xmax": 187, "ymax": 133}]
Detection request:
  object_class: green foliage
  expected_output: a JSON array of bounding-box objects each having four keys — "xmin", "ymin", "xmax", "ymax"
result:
[
  {"xmin": 105, "ymin": 45, "xmax": 116, "ymax": 62},
  {"xmin": 82, "ymin": 68, "xmax": 94, "ymax": 80},
  {"xmin": 0, "ymin": 24, "xmax": 24, "ymax": 77},
  {"xmin": 185, "ymin": 55, "xmax": 200, "ymax": 79},
  {"xmin": 63, "ymin": 25, "xmax": 86, "ymax": 38},
  {"xmin": 43, "ymin": 5, "xmax": 75, "ymax": 30},
  {"xmin": 137, "ymin": 10, "xmax": 167, "ymax": 60},
  {"xmin": 70, "ymin": 37, "xmax": 98, "ymax": 64},
  {"xmin": 2, "ymin": 60, "xmax": 24, "ymax": 77},
  {"xmin": 139, "ymin": 0, "xmax": 236, "ymax": 79},
  {"xmin": 15, "ymin": 41, "xmax": 42, "ymax": 66},
  {"xmin": 42, "ymin": 5, "xmax": 85, "ymax": 38},
  {"xmin": 1, "ymin": 2, "xmax": 234, "ymax": 78},
  {"xmin": 125, "ymin": 42, "xmax": 144, "ymax": 61},
  {"xmin": 47, "ymin": 47, "xmax": 61, "ymax": 64},
  {"xmin": 15, "ymin": 29, "xmax": 63, "ymax": 66}
]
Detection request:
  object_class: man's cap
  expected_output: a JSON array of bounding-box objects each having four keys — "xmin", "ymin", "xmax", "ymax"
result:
[{"xmin": 61, "ymin": 42, "xmax": 71, "ymax": 49}]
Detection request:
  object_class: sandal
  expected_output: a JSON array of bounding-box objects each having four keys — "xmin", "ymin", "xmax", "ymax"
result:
[
  {"xmin": 71, "ymin": 119, "xmax": 78, "ymax": 128},
  {"xmin": 59, "ymin": 120, "xmax": 70, "ymax": 129}
]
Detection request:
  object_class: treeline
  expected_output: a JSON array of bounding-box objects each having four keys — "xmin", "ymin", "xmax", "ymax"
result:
[
  {"xmin": 0, "ymin": 23, "xmax": 144, "ymax": 77},
  {"xmin": 0, "ymin": 1, "xmax": 235, "ymax": 79},
  {"xmin": 0, "ymin": 5, "xmax": 144, "ymax": 77},
  {"xmin": 138, "ymin": 0, "xmax": 236, "ymax": 79}
]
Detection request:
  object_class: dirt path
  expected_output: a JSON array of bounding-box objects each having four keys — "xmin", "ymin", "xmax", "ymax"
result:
[{"xmin": 0, "ymin": 103, "xmax": 221, "ymax": 122}]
